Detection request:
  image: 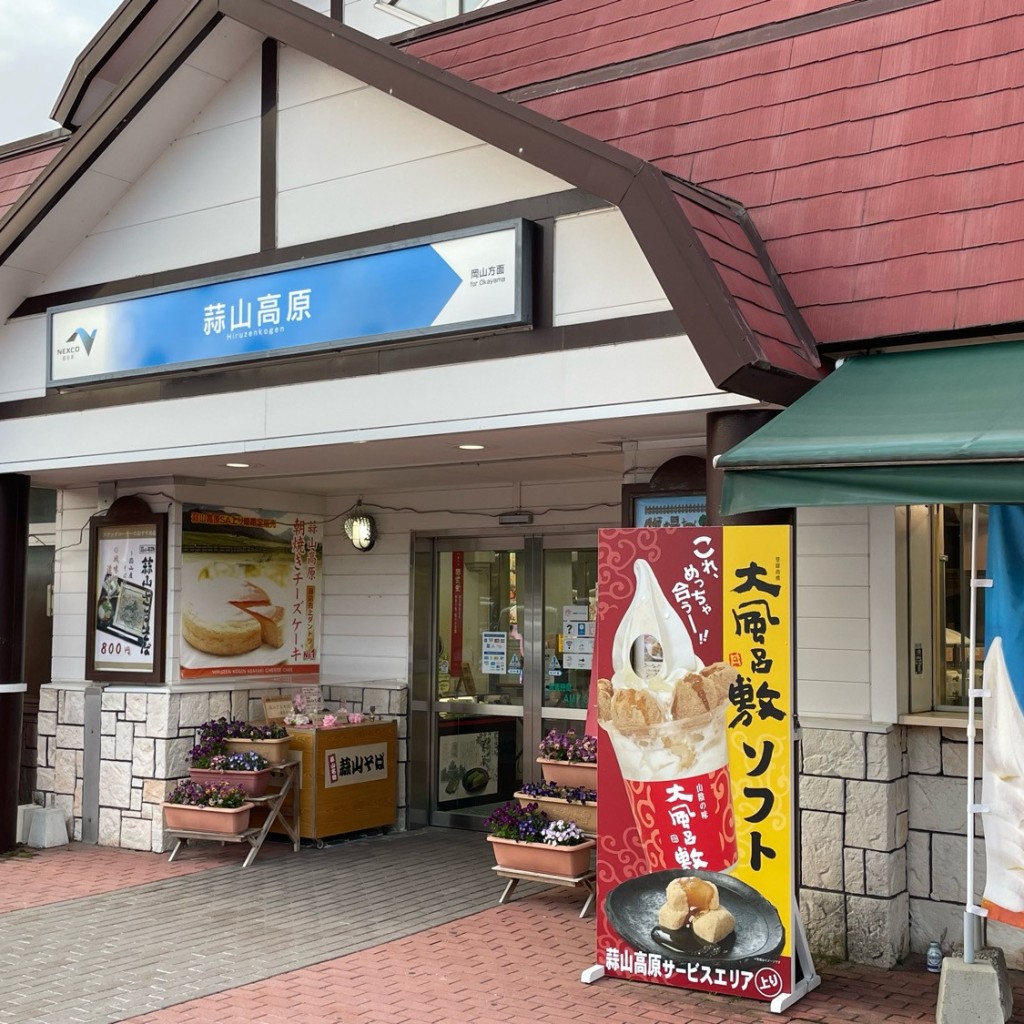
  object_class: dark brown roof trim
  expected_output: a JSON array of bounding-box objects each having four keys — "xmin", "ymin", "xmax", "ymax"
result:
[
  {"xmin": 501, "ymin": 0, "xmax": 940, "ymax": 103},
  {"xmin": 616, "ymin": 163, "xmax": 762, "ymax": 388},
  {"xmin": 388, "ymin": 0, "xmax": 551, "ymax": 45},
  {"xmin": 719, "ymin": 358, "xmax": 834, "ymax": 408},
  {"xmin": 0, "ymin": 311, "xmax": 681, "ymax": 422},
  {"xmin": 260, "ymin": 38, "xmax": 278, "ymax": 251},
  {"xmin": 12, "ymin": 188, "xmax": 605, "ymax": 319},
  {"xmin": 3, "ymin": 0, "xmax": 817, "ymax": 404},
  {"xmin": 0, "ymin": 129, "xmax": 69, "ymax": 162},
  {"xmin": 818, "ymin": 322, "xmax": 1024, "ymax": 358},
  {"xmin": 664, "ymin": 176, "xmax": 818, "ymax": 367},
  {"xmin": 51, "ymin": 0, "xmax": 161, "ymax": 127}
]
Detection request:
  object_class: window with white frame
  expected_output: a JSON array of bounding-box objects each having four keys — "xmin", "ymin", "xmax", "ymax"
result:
[
  {"xmin": 905, "ymin": 504, "xmax": 988, "ymax": 713},
  {"xmin": 384, "ymin": 0, "xmax": 500, "ymax": 25}
]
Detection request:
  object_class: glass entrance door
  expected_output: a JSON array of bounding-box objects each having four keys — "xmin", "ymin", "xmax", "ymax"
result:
[{"xmin": 413, "ymin": 535, "xmax": 597, "ymax": 829}]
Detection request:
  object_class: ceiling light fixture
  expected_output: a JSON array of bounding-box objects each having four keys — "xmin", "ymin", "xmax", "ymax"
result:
[
  {"xmin": 458, "ymin": 444, "xmax": 485, "ymax": 450},
  {"xmin": 498, "ymin": 511, "xmax": 534, "ymax": 525},
  {"xmin": 225, "ymin": 462, "xmax": 250, "ymax": 468},
  {"xmin": 344, "ymin": 504, "xmax": 378, "ymax": 552}
]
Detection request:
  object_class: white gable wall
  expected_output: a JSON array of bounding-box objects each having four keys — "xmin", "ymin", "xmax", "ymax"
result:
[
  {"xmin": 276, "ymin": 48, "xmax": 574, "ymax": 246},
  {"xmin": 36, "ymin": 47, "xmax": 263, "ymax": 296},
  {"xmin": 554, "ymin": 209, "xmax": 672, "ymax": 325}
]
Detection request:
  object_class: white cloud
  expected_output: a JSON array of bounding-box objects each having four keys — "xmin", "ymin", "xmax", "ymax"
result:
[{"xmin": 0, "ymin": 0, "xmax": 121, "ymax": 144}]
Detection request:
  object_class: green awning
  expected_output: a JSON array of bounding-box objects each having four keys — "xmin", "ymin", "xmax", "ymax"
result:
[{"xmin": 719, "ymin": 342, "xmax": 1024, "ymax": 514}]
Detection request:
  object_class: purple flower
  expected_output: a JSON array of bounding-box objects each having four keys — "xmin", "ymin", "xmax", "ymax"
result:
[
  {"xmin": 485, "ymin": 800, "xmax": 587, "ymax": 846},
  {"xmin": 537, "ymin": 729, "xmax": 598, "ymax": 763},
  {"xmin": 519, "ymin": 780, "xmax": 596, "ymax": 804},
  {"xmin": 167, "ymin": 779, "xmax": 247, "ymax": 807},
  {"xmin": 188, "ymin": 738, "xmax": 227, "ymax": 768}
]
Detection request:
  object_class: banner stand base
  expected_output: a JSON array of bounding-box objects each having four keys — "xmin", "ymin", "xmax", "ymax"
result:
[
  {"xmin": 580, "ymin": 965, "xmax": 605, "ymax": 984},
  {"xmin": 770, "ymin": 901, "xmax": 820, "ymax": 1013}
]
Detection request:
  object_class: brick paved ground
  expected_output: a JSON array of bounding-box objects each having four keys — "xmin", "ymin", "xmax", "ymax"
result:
[
  {"xmin": 0, "ymin": 840, "xmax": 285, "ymax": 913},
  {"xmin": 3, "ymin": 837, "xmax": 1023, "ymax": 1024}
]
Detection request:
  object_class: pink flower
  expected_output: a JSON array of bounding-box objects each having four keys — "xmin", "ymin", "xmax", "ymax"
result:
[{"xmin": 321, "ymin": 714, "xmax": 337, "ymax": 728}]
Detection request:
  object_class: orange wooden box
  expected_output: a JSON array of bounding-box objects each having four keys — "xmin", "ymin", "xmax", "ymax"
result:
[{"xmin": 270, "ymin": 720, "xmax": 397, "ymax": 841}]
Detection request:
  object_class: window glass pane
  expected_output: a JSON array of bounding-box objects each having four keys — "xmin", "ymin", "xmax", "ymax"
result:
[
  {"xmin": 390, "ymin": 0, "xmax": 492, "ymax": 20},
  {"xmin": 391, "ymin": 0, "xmax": 448, "ymax": 18},
  {"xmin": 29, "ymin": 488, "xmax": 56, "ymax": 524},
  {"xmin": 938, "ymin": 504, "xmax": 987, "ymax": 709},
  {"xmin": 542, "ymin": 548, "xmax": 597, "ymax": 710}
]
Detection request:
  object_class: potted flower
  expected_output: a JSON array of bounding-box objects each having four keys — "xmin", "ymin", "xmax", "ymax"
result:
[
  {"xmin": 514, "ymin": 780, "xmax": 597, "ymax": 835},
  {"xmin": 536, "ymin": 728, "xmax": 598, "ymax": 788},
  {"xmin": 199, "ymin": 717, "xmax": 292, "ymax": 764},
  {"xmin": 485, "ymin": 800, "xmax": 595, "ymax": 877},
  {"xmin": 187, "ymin": 742, "xmax": 273, "ymax": 797},
  {"xmin": 162, "ymin": 780, "xmax": 254, "ymax": 834}
]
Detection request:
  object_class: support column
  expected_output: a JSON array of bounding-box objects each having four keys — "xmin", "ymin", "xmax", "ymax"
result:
[
  {"xmin": 0, "ymin": 474, "xmax": 29, "ymax": 852},
  {"xmin": 706, "ymin": 409, "xmax": 793, "ymax": 527}
]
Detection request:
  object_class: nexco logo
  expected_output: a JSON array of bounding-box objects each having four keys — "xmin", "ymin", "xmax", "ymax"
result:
[{"xmin": 56, "ymin": 327, "xmax": 97, "ymax": 360}]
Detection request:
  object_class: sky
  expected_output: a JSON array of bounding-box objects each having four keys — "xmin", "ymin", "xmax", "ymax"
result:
[{"xmin": 0, "ymin": 0, "xmax": 122, "ymax": 146}]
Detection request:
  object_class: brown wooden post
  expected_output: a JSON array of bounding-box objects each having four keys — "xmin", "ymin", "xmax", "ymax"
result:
[
  {"xmin": 706, "ymin": 409, "xmax": 794, "ymax": 528},
  {"xmin": 0, "ymin": 474, "xmax": 29, "ymax": 852}
]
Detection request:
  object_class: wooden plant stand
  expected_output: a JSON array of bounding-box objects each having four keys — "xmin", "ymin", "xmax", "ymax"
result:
[
  {"xmin": 492, "ymin": 865, "xmax": 597, "ymax": 918},
  {"xmin": 165, "ymin": 759, "xmax": 301, "ymax": 868}
]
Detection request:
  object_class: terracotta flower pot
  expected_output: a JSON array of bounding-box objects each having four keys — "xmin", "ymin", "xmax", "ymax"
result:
[
  {"xmin": 488, "ymin": 835, "xmax": 595, "ymax": 877},
  {"xmin": 188, "ymin": 767, "xmax": 273, "ymax": 797},
  {"xmin": 514, "ymin": 792, "xmax": 597, "ymax": 835},
  {"xmin": 223, "ymin": 737, "xmax": 292, "ymax": 764},
  {"xmin": 536, "ymin": 757, "xmax": 597, "ymax": 789},
  {"xmin": 162, "ymin": 802, "xmax": 254, "ymax": 834}
]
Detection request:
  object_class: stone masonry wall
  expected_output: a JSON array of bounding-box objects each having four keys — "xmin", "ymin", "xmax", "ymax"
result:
[
  {"xmin": 799, "ymin": 723, "xmax": 1024, "ymax": 971},
  {"xmin": 799, "ymin": 725, "xmax": 909, "ymax": 969},
  {"xmin": 906, "ymin": 726, "xmax": 1024, "ymax": 969},
  {"xmin": 34, "ymin": 680, "xmax": 409, "ymax": 853}
]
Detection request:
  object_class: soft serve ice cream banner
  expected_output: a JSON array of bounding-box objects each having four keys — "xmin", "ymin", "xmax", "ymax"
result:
[
  {"xmin": 982, "ymin": 505, "xmax": 1024, "ymax": 928},
  {"xmin": 592, "ymin": 527, "xmax": 796, "ymax": 1004}
]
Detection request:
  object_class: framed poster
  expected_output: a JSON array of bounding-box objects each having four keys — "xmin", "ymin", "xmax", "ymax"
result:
[
  {"xmin": 85, "ymin": 496, "xmax": 167, "ymax": 683},
  {"xmin": 621, "ymin": 456, "xmax": 707, "ymax": 527},
  {"xmin": 436, "ymin": 716, "xmax": 517, "ymax": 809},
  {"xmin": 180, "ymin": 503, "xmax": 322, "ymax": 678}
]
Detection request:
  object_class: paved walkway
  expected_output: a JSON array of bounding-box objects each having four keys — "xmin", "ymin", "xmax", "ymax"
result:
[{"xmin": 2, "ymin": 833, "xmax": 1023, "ymax": 1024}]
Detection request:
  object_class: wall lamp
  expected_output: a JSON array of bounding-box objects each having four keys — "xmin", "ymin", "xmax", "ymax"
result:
[{"xmin": 344, "ymin": 506, "xmax": 378, "ymax": 551}]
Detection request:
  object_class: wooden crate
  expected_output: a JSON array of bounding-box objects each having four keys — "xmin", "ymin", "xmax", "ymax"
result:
[{"xmin": 270, "ymin": 720, "xmax": 397, "ymax": 840}]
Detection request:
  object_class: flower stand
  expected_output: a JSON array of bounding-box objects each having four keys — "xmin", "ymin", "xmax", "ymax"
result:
[
  {"xmin": 514, "ymin": 791, "xmax": 596, "ymax": 835},
  {"xmin": 488, "ymin": 835, "xmax": 595, "ymax": 876},
  {"xmin": 163, "ymin": 760, "xmax": 301, "ymax": 868},
  {"xmin": 223, "ymin": 736, "xmax": 293, "ymax": 765},
  {"xmin": 488, "ymin": 836, "xmax": 598, "ymax": 918},
  {"xmin": 162, "ymin": 802, "xmax": 254, "ymax": 834},
  {"xmin": 188, "ymin": 767, "xmax": 273, "ymax": 797},
  {"xmin": 536, "ymin": 757, "xmax": 597, "ymax": 789}
]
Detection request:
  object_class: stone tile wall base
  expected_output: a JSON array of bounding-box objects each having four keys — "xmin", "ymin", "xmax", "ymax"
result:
[
  {"xmin": 847, "ymin": 893, "xmax": 909, "ymax": 968},
  {"xmin": 36, "ymin": 682, "xmax": 410, "ymax": 855}
]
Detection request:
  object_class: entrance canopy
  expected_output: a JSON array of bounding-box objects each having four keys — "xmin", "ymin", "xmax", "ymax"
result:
[{"xmin": 718, "ymin": 341, "xmax": 1024, "ymax": 514}]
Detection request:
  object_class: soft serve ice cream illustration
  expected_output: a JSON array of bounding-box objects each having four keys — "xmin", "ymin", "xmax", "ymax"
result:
[{"xmin": 597, "ymin": 558, "xmax": 738, "ymax": 873}]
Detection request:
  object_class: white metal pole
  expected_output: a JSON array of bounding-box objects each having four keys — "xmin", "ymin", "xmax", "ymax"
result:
[{"xmin": 964, "ymin": 503, "xmax": 980, "ymax": 964}]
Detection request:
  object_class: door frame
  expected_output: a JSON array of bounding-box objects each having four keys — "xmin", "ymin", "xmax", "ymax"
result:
[{"xmin": 409, "ymin": 530, "xmax": 595, "ymax": 829}]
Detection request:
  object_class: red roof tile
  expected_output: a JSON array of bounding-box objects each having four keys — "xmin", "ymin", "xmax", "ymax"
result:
[
  {"xmin": 0, "ymin": 143, "xmax": 63, "ymax": 221},
  {"xmin": 407, "ymin": 0, "xmax": 1024, "ymax": 347}
]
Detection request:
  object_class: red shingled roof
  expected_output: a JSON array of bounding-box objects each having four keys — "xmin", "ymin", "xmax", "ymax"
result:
[
  {"xmin": 0, "ymin": 143, "xmax": 64, "ymax": 222},
  {"xmin": 406, "ymin": 0, "xmax": 1024, "ymax": 348}
]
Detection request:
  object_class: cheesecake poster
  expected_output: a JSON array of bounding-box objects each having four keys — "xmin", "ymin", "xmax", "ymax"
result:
[
  {"xmin": 591, "ymin": 526, "xmax": 794, "ymax": 1004},
  {"xmin": 181, "ymin": 504, "xmax": 322, "ymax": 678}
]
